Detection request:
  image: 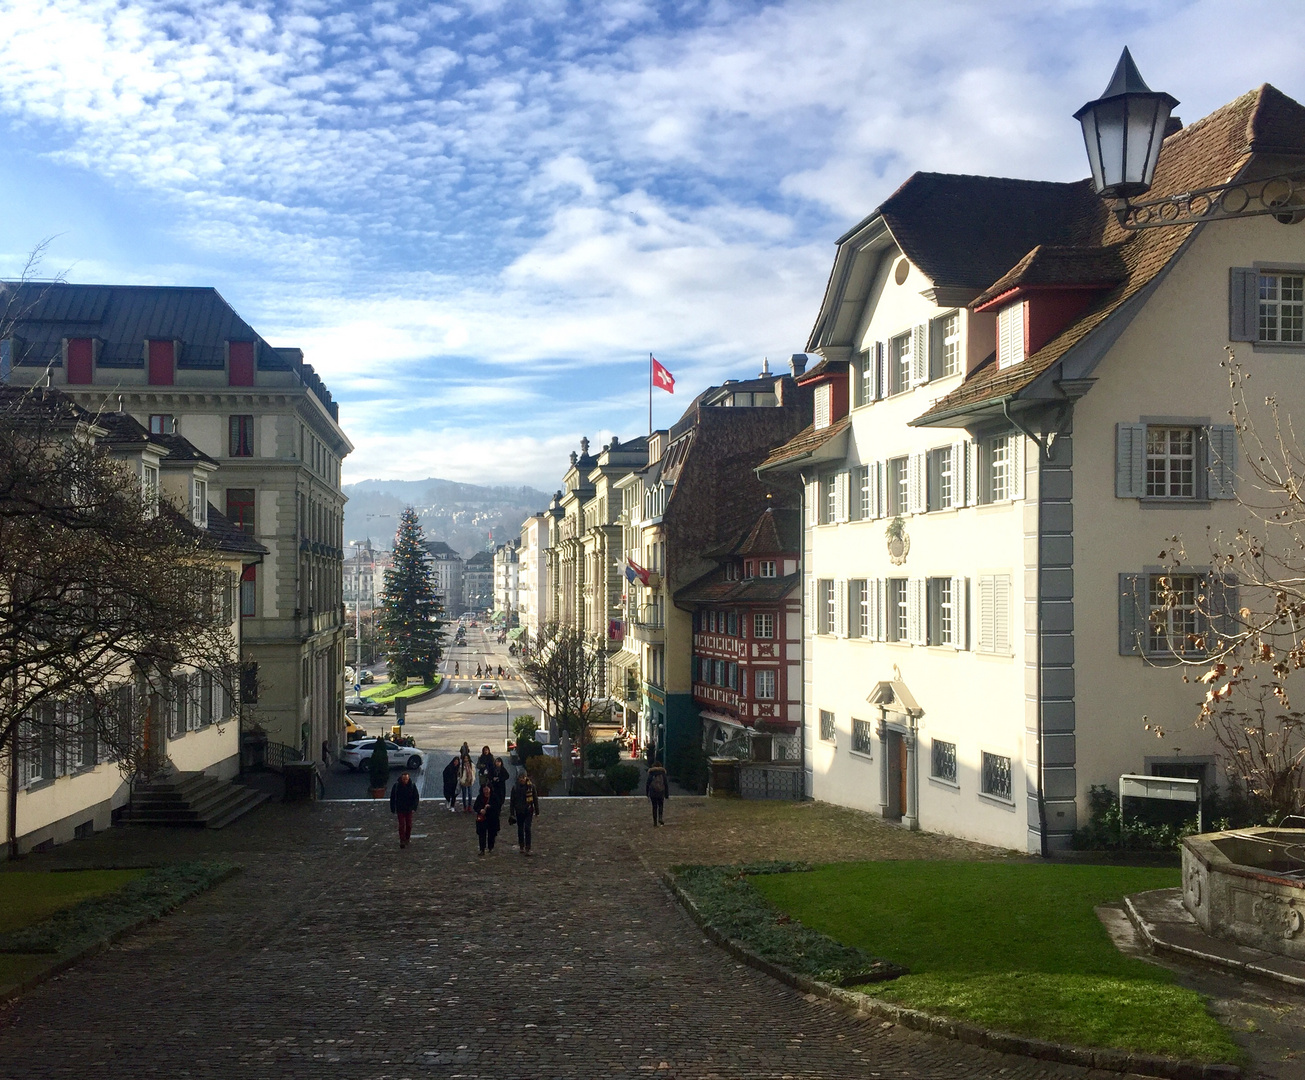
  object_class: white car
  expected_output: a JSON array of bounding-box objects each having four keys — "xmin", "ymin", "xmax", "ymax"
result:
[
  {"xmin": 476, "ymin": 682, "xmax": 501, "ymax": 699},
  {"xmin": 338, "ymin": 738, "xmax": 424, "ymax": 772}
]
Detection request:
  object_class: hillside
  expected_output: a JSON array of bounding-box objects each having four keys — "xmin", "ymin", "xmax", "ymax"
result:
[{"xmin": 343, "ymin": 477, "xmax": 551, "ymax": 557}]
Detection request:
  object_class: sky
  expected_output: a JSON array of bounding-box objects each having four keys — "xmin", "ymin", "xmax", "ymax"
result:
[{"xmin": 0, "ymin": 0, "xmax": 1300, "ymax": 490}]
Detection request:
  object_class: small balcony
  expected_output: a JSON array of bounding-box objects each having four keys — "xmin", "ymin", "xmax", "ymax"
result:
[{"xmin": 628, "ymin": 606, "xmax": 664, "ymax": 643}]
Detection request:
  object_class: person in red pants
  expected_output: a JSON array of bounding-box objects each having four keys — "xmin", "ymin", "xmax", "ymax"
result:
[{"xmin": 390, "ymin": 772, "xmax": 420, "ymax": 847}]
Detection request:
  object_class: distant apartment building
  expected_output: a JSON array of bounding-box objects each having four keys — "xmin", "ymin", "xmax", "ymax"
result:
[
  {"xmin": 2, "ymin": 283, "xmax": 352, "ymax": 760},
  {"xmin": 463, "ymin": 550, "xmax": 494, "ymax": 613},
  {"xmin": 518, "ymin": 512, "xmax": 550, "ymax": 641},
  {"xmin": 423, "ymin": 540, "xmax": 464, "ymax": 615},
  {"xmin": 344, "ymin": 540, "xmax": 389, "ymax": 608},
  {"xmin": 493, "ymin": 540, "xmax": 520, "ymax": 624}
]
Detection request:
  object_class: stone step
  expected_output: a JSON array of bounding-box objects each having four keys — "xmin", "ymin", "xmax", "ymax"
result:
[{"xmin": 122, "ymin": 774, "xmax": 267, "ymax": 829}]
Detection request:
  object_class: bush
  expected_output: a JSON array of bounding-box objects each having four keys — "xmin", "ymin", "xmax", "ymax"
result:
[
  {"xmin": 368, "ymin": 743, "xmax": 391, "ymax": 789},
  {"xmin": 570, "ymin": 774, "xmax": 612, "ymax": 796},
  {"xmin": 670, "ymin": 742, "xmax": 710, "ymax": 795},
  {"xmin": 524, "ymin": 754, "xmax": 562, "ymax": 796},
  {"xmin": 606, "ymin": 761, "xmax": 640, "ymax": 795},
  {"xmin": 586, "ymin": 740, "xmax": 621, "ymax": 771},
  {"xmin": 515, "ymin": 738, "xmax": 543, "ymax": 766},
  {"xmin": 512, "ymin": 714, "xmax": 538, "ymax": 745}
]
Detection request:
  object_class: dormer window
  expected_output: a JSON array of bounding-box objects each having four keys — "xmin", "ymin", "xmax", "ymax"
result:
[
  {"xmin": 142, "ymin": 463, "xmax": 159, "ymax": 518},
  {"xmin": 743, "ymin": 561, "xmax": 754, "ymax": 579},
  {"xmin": 758, "ymin": 560, "xmax": 777, "ymax": 578},
  {"xmin": 814, "ymin": 383, "xmax": 832, "ymax": 430},
  {"xmin": 191, "ymin": 478, "xmax": 208, "ymax": 528},
  {"xmin": 997, "ymin": 302, "xmax": 1026, "ymax": 369}
]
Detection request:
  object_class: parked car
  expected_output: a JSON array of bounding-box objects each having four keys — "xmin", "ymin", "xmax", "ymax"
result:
[
  {"xmin": 345, "ymin": 695, "xmax": 388, "ymax": 716},
  {"xmin": 338, "ymin": 738, "xmax": 424, "ymax": 772},
  {"xmin": 477, "ymin": 682, "xmax": 501, "ymax": 699}
]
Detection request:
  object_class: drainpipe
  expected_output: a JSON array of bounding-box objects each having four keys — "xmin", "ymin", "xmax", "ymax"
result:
[
  {"xmin": 1003, "ymin": 399, "xmax": 1049, "ymax": 859},
  {"xmin": 7, "ymin": 735, "xmax": 17, "ymax": 860}
]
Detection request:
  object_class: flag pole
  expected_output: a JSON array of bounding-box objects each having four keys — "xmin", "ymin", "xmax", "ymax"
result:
[{"xmin": 648, "ymin": 352, "xmax": 653, "ymax": 436}]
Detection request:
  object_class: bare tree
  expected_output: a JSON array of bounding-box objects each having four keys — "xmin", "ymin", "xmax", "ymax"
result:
[
  {"xmin": 1, "ymin": 386, "xmax": 244, "ymax": 850},
  {"xmin": 1145, "ymin": 353, "xmax": 1305, "ymax": 820},
  {"xmin": 519, "ymin": 623, "xmax": 609, "ymax": 772}
]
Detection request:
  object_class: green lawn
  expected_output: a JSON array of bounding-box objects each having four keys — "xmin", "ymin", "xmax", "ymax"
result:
[
  {"xmin": 752, "ymin": 861, "xmax": 1239, "ymax": 1063},
  {"xmin": 361, "ymin": 678, "xmax": 440, "ymax": 704},
  {"xmin": 0, "ymin": 869, "xmax": 147, "ymax": 991}
]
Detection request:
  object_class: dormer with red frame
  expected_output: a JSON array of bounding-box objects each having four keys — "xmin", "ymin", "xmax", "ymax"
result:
[{"xmin": 798, "ymin": 357, "xmax": 850, "ymax": 432}]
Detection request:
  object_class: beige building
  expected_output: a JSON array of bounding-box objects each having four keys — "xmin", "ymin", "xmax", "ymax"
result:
[
  {"xmin": 761, "ymin": 83, "xmax": 1305, "ymax": 851},
  {"xmin": 3, "ymin": 284, "xmax": 352, "ymax": 760},
  {"xmin": 518, "ymin": 512, "xmax": 550, "ymax": 641},
  {"xmin": 0, "ymin": 389, "xmax": 265, "ymax": 853}
]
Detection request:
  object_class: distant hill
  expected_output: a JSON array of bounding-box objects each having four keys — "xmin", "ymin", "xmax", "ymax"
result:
[{"xmin": 343, "ymin": 477, "xmax": 552, "ymax": 557}]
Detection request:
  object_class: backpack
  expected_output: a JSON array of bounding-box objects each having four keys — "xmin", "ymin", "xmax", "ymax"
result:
[{"xmin": 649, "ymin": 770, "xmax": 666, "ymax": 797}]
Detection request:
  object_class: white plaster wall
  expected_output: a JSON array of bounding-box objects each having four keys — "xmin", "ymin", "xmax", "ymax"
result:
[
  {"xmin": 167, "ymin": 721, "xmax": 240, "ymax": 779},
  {"xmin": 12, "ymin": 764, "xmax": 127, "ymax": 840}
]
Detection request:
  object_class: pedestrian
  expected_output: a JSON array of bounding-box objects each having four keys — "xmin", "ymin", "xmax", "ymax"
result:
[
  {"xmin": 489, "ymin": 756, "xmax": 511, "ymax": 805},
  {"xmin": 442, "ymin": 755, "xmax": 459, "ymax": 811},
  {"xmin": 509, "ymin": 769, "xmax": 540, "ymax": 855},
  {"xmin": 497, "ymin": 664, "xmax": 504, "ymax": 679},
  {"xmin": 473, "ymin": 782, "xmax": 501, "ymax": 855},
  {"xmin": 454, "ymin": 661, "xmax": 460, "ymax": 677},
  {"xmin": 389, "ymin": 771, "xmax": 420, "ymax": 848},
  {"xmin": 458, "ymin": 750, "xmax": 476, "ymax": 811},
  {"xmin": 646, "ymin": 757, "xmax": 669, "ymax": 826},
  {"xmin": 476, "ymin": 744, "xmax": 494, "ymax": 788},
  {"xmin": 321, "ymin": 739, "xmax": 330, "ymax": 768}
]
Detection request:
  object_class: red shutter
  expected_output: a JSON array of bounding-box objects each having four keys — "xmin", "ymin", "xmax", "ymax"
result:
[
  {"xmin": 228, "ymin": 341, "xmax": 254, "ymax": 386},
  {"xmin": 147, "ymin": 340, "xmax": 174, "ymax": 385},
  {"xmin": 66, "ymin": 338, "xmax": 93, "ymax": 384}
]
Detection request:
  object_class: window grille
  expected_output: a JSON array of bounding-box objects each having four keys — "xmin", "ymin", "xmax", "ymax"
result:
[
  {"xmin": 851, "ymin": 718, "xmax": 874, "ymax": 755},
  {"xmin": 1148, "ymin": 573, "xmax": 1200, "ymax": 654},
  {"xmin": 981, "ymin": 751, "xmax": 1013, "ymax": 801},
  {"xmin": 753, "ymin": 613, "xmax": 774, "ymax": 639},
  {"xmin": 1145, "ymin": 427, "xmax": 1196, "ymax": 498},
  {"xmin": 891, "ymin": 333, "xmax": 911, "ymax": 395},
  {"xmin": 888, "ymin": 457, "xmax": 908, "ymax": 516},
  {"xmin": 1260, "ymin": 272, "xmax": 1305, "ymax": 342},
  {"xmin": 940, "ymin": 312, "xmax": 961, "ymax": 376},
  {"xmin": 931, "ymin": 739, "xmax": 958, "ymax": 783},
  {"xmin": 887, "ymin": 579, "xmax": 908, "ymax": 642},
  {"xmin": 819, "ymin": 710, "xmax": 836, "ymax": 742}
]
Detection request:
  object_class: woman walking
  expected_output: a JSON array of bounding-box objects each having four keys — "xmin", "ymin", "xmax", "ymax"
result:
[
  {"xmin": 646, "ymin": 758, "xmax": 669, "ymax": 827},
  {"xmin": 473, "ymin": 782, "xmax": 502, "ymax": 855},
  {"xmin": 476, "ymin": 745, "xmax": 494, "ymax": 789},
  {"xmin": 389, "ymin": 772, "xmax": 420, "ymax": 848},
  {"xmin": 489, "ymin": 756, "xmax": 511, "ymax": 807},
  {"xmin": 458, "ymin": 750, "xmax": 476, "ymax": 812},
  {"xmin": 509, "ymin": 770, "xmax": 540, "ymax": 856},
  {"xmin": 442, "ymin": 755, "xmax": 460, "ymax": 812}
]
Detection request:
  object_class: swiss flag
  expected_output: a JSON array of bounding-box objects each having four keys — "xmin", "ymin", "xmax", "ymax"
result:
[{"xmin": 651, "ymin": 356, "xmax": 675, "ymax": 393}]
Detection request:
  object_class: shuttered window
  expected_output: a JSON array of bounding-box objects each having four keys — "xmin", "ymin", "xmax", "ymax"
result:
[
  {"xmin": 814, "ymin": 383, "xmax": 832, "ymax": 429},
  {"xmin": 890, "ymin": 333, "xmax": 912, "ymax": 395},
  {"xmin": 887, "ymin": 579, "xmax": 908, "ymax": 642},
  {"xmin": 977, "ymin": 575, "xmax": 1012, "ymax": 654},
  {"xmin": 887, "ymin": 457, "xmax": 909, "ymax": 516},
  {"xmin": 1118, "ymin": 572, "xmax": 1238, "ymax": 656},
  {"xmin": 1259, "ymin": 272, "xmax": 1305, "ymax": 342},
  {"xmin": 997, "ymin": 302, "xmax": 1025, "ymax": 368},
  {"xmin": 1116, "ymin": 423, "xmax": 1235, "ymax": 500}
]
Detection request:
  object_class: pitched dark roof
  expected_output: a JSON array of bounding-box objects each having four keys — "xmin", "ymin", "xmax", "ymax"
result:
[
  {"xmin": 151, "ymin": 431, "xmax": 217, "ymax": 468},
  {"xmin": 675, "ymin": 569, "xmax": 799, "ymax": 606},
  {"xmin": 915, "ymin": 84, "xmax": 1305, "ymax": 425},
  {"xmin": 204, "ymin": 505, "xmax": 267, "ymax": 557},
  {"xmin": 757, "ymin": 415, "xmax": 850, "ymax": 471},
  {"xmin": 738, "ymin": 506, "xmax": 800, "ymax": 555},
  {"xmin": 795, "ymin": 358, "xmax": 848, "ymax": 385},
  {"xmin": 0, "ymin": 384, "xmax": 94, "ymax": 426},
  {"xmin": 971, "ymin": 244, "xmax": 1127, "ymax": 309},
  {"xmin": 465, "ymin": 551, "xmax": 494, "ymax": 567},
  {"xmin": 424, "ymin": 540, "xmax": 461, "ymax": 560},
  {"xmin": 91, "ymin": 409, "xmax": 160, "ymax": 451}
]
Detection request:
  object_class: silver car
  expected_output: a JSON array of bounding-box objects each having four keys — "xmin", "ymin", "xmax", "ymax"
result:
[{"xmin": 338, "ymin": 738, "xmax": 423, "ymax": 772}]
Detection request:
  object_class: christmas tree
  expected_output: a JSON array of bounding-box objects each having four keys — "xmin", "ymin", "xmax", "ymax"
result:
[{"xmin": 378, "ymin": 508, "xmax": 445, "ymax": 685}]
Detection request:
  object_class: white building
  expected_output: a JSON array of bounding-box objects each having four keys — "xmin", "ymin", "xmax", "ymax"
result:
[
  {"xmin": 493, "ymin": 540, "xmax": 520, "ymax": 624},
  {"xmin": 518, "ymin": 512, "xmax": 550, "ymax": 641},
  {"xmin": 761, "ymin": 82, "xmax": 1305, "ymax": 852}
]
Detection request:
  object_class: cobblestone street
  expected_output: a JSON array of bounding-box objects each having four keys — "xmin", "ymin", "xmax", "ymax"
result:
[{"xmin": 0, "ymin": 798, "xmax": 1156, "ymax": 1079}]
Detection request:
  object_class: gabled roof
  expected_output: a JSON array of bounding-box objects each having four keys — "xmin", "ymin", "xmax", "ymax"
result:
[
  {"xmin": 674, "ymin": 569, "xmax": 799, "ymax": 606},
  {"xmin": 971, "ymin": 244, "xmax": 1127, "ymax": 310},
  {"xmin": 91, "ymin": 409, "xmax": 162, "ymax": 452},
  {"xmin": 424, "ymin": 540, "xmax": 462, "ymax": 560},
  {"xmin": 756, "ymin": 414, "xmax": 850, "ymax": 473},
  {"xmin": 151, "ymin": 430, "xmax": 217, "ymax": 468},
  {"xmin": 204, "ymin": 504, "xmax": 268, "ymax": 557},
  {"xmin": 915, "ymin": 84, "xmax": 1305, "ymax": 425},
  {"xmin": 0, "ymin": 384, "xmax": 94, "ymax": 427},
  {"xmin": 738, "ymin": 506, "xmax": 800, "ymax": 555}
]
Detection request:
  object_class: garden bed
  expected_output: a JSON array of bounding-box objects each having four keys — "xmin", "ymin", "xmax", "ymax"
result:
[{"xmin": 361, "ymin": 678, "xmax": 441, "ymax": 704}]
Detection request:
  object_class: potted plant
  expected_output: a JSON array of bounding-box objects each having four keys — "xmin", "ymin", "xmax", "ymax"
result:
[{"xmin": 368, "ymin": 740, "xmax": 390, "ymax": 798}]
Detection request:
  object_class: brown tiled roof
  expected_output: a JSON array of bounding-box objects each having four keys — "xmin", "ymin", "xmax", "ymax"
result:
[
  {"xmin": 737, "ymin": 506, "xmax": 800, "ymax": 555},
  {"xmin": 796, "ymin": 357, "xmax": 848, "ymax": 385},
  {"xmin": 757, "ymin": 415, "xmax": 850, "ymax": 471},
  {"xmin": 0, "ymin": 384, "xmax": 92, "ymax": 426},
  {"xmin": 675, "ymin": 569, "xmax": 799, "ymax": 606},
  {"xmin": 914, "ymin": 84, "xmax": 1305, "ymax": 425},
  {"xmin": 971, "ymin": 244, "xmax": 1127, "ymax": 309},
  {"xmin": 152, "ymin": 431, "xmax": 217, "ymax": 467}
]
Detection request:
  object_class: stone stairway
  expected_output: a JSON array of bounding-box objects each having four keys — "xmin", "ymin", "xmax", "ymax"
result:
[{"xmin": 122, "ymin": 772, "xmax": 269, "ymax": 830}]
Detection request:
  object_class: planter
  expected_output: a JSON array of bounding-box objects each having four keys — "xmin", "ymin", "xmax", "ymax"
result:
[{"xmin": 370, "ymin": 787, "xmax": 386, "ymax": 799}]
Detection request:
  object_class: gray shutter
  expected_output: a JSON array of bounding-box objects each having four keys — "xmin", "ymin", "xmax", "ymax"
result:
[
  {"xmin": 978, "ymin": 575, "xmax": 995, "ymax": 652},
  {"xmin": 835, "ymin": 470, "xmax": 849, "ymax": 522},
  {"xmin": 951, "ymin": 440, "xmax": 967, "ymax": 508},
  {"xmin": 951, "ymin": 576, "xmax": 967, "ymax": 650},
  {"xmin": 969, "ymin": 439, "xmax": 983, "ymax": 506},
  {"xmin": 907, "ymin": 578, "xmax": 925, "ymax": 645},
  {"xmin": 875, "ymin": 342, "xmax": 887, "ymax": 399},
  {"xmin": 1206, "ymin": 424, "xmax": 1237, "ymax": 499},
  {"xmin": 1206, "ymin": 574, "xmax": 1240, "ymax": 650},
  {"xmin": 1229, "ymin": 267, "xmax": 1259, "ymax": 342},
  {"xmin": 907, "ymin": 452, "xmax": 925, "ymax": 514},
  {"xmin": 1010, "ymin": 433, "xmax": 1024, "ymax": 500},
  {"xmin": 911, "ymin": 323, "xmax": 929, "ymax": 386},
  {"xmin": 1115, "ymin": 423, "xmax": 1146, "ymax": 498},
  {"xmin": 1119, "ymin": 573, "xmax": 1145, "ymax": 655}
]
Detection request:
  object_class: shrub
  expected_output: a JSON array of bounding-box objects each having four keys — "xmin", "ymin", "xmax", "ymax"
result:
[
  {"xmin": 368, "ymin": 742, "xmax": 391, "ymax": 789},
  {"xmin": 586, "ymin": 740, "xmax": 621, "ymax": 771},
  {"xmin": 569, "ymin": 774, "xmax": 612, "ymax": 796},
  {"xmin": 606, "ymin": 761, "xmax": 640, "ymax": 795},
  {"xmin": 524, "ymin": 754, "xmax": 562, "ymax": 796},
  {"xmin": 515, "ymin": 738, "xmax": 543, "ymax": 766},
  {"xmin": 670, "ymin": 742, "xmax": 710, "ymax": 795},
  {"xmin": 513, "ymin": 714, "xmax": 538, "ymax": 745}
]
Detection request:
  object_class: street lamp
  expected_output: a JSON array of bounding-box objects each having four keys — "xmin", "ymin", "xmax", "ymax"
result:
[{"xmin": 1074, "ymin": 47, "xmax": 1177, "ymax": 202}]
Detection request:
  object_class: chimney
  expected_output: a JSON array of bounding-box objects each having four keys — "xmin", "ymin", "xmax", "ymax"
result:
[
  {"xmin": 789, "ymin": 353, "xmax": 807, "ymax": 377},
  {"xmin": 760, "ymin": 357, "xmax": 770, "ymax": 377}
]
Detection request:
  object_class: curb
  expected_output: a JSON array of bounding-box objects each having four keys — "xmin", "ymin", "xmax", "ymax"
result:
[
  {"xmin": 0, "ymin": 863, "xmax": 242, "ymax": 1009},
  {"xmin": 661, "ymin": 870, "xmax": 1240, "ymax": 1080}
]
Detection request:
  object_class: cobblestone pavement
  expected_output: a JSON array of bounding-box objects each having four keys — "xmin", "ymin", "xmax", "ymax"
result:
[{"xmin": 0, "ymin": 798, "xmax": 1160, "ymax": 1080}]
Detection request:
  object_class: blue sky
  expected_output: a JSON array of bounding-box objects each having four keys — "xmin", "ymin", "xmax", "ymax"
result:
[{"xmin": 0, "ymin": 0, "xmax": 1299, "ymax": 489}]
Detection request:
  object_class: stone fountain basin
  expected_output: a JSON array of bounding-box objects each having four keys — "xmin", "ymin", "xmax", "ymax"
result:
[{"xmin": 1182, "ymin": 828, "xmax": 1305, "ymax": 960}]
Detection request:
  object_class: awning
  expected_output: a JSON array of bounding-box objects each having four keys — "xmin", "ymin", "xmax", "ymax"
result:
[{"xmin": 507, "ymin": 626, "xmax": 525, "ymax": 640}]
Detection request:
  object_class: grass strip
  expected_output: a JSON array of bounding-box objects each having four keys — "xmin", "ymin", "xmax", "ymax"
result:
[
  {"xmin": 0, "ymin": 868, "xmax": 146, "ymax": 935},
  {"xmin": 362, "ymin": 680, "xmax": 439, "ymax": 704},
  {"xmin": 0, "ymin": 861, "xmax": 238, "ymax": 956},
  {"xmin": 752, "ymin": 861, "xmax": 1240, "ymax": 1064},
  {"xmin": 672, "ymin": 861, "xmax": 904, "ymax": 985}
]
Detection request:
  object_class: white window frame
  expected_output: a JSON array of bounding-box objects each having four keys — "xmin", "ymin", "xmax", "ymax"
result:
[
  {"xmin": 753, "ymin": 612, "xmax": 775, "ymax": 640},
  {"xmin": 890, "ymin": 333, "xmax": 912, "ymax": 395},
  {"xmin": 142, "ymin": 463, "xmax": 159, "ymax": 518},
  {"xmin": 938, "ymin": 311, "xmax": 961, "ymax": 377},
  {"xmin": 997, "ymin": 302, "xmax": 1025, "ymax": 369},
  {"xmin": 1145, "ymin": 426, "xmax": 1197, "ymax": 499},
  {"xmin": 754, "ymin": 668, "xmax": 776, "ymax": 700},
  {"xmin": 1148, "ymin": 573, "xmax": 1201, "ymax": 656},
  {"xmin": 758, "ymin": 560, "xmax": 776, "ymax": 578},
  {"xmin": 849, "ymin": 579, "xmax": 869, "ymax": 639},
  {"xmin": 887, "ymin": 578, "xmax": 908, "ymax": 643},
  {"xmin": 887, "ymin": 457, "xmax": 908, "ymax": 516},
  {"xmin": 1260, "ymin": 271, "xmax": 1305, "ymax": 343}
]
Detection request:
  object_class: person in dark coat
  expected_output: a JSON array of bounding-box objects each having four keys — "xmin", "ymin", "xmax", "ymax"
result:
[
  {"xmin": 489, "ymin": 757, "xmax": 511, "ymax": 806},
  {"xmin": 473, "ymin": 782, "xmax": 502, "ymax": 855},
  {"xmin": 645, "ymin": 758, "xmax": 669, "ymax": 826},
  {"xmin": 509, "ymin": 770, "xmax": 540, "ymax": 855},
  {"xmin": 389, "ymin": 772, "xmax": 420, "ymax": 848},
  {"xmin": 442, "ymin": 756, "xmax": 459, "ymax": 812},
  {"xmin": 476, "ymin": 745, "xmax": 494, "ymax": 788}
]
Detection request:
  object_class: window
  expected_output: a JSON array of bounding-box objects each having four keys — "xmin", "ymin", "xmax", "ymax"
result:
[
  {"xmin": 728, "ymin": 662, "xmax": 739, "ymax": 690},
  {"xmin": 981, "ymin": 433, "xmax": 1014, "ymax": 503},
  {"xmin": 887, "ymin": 457, "xmax": 908, "ymax": 516},
  {"xmin": 821, "ymin": 472, "xmax": 837, "ymax": 524},
  {"xmin": 981, "ymin": 751, "xmax": 1013, "ymax": 801},
  {"xmin": 926, "ymin": 446, "xmax": 954, "ymax": 511},
  {"xmin": 141, "ymin": 463, "xmax": 159, "ymax": 518},
  {"xmin": 977, "ymin": 575, "xmax": 1012, "ymax": 654},
  {"xmin": 754, "ymin": 669, "xmax": 776, "ymax": 699},
  {"xmin": 890, "ymin": 333, "xmax": 912, "ymax": 395},
  {"xmin": 149, "ymin": 414, "xmax": 173, "ymax": 435},
  {"xmin": 753, "ymin": 613, "xmax": 774, "ymax": 639},
  {"xmin": 819, "ymin": 709, "xmax": 835, "ymax": 742},
  {"xmin": 226, "ymin": 489, "xmax": 255, "ymax": 536},
  {"xmin": 927, "ymin": 577, "xmax": 953, "ymax": 646},
  {"xmin": 727, "ymin": 611, "xmax": 738, "ymax": 635},
  {"xmin": 240, "ymin": 565, "xmax": 257, "ymax": 618},
  {"xmin": 887, "ymin": 578, "xmax": 908, "ymax": 642},
  {"xmin": 936, "ymin": 311, "xmax": 961, "ymax": 377},
  {"xmin": 814, "ymin": 383, "xmax": 832, "ymax": 429},
  {"xmin": 931, "ymin": 739, "xmax": 958, "ymax": 784},
  {"xmin": 229, "ymin": 415, "xmax": 254, "ymax": 457},
  {"xmin": 854, "ymin": 349, "xmax": 875, "ymax": 407},
  {"xmin": 855, "ymin": 464, "xmax": 872, "ymax": 521},
  {"xmin": 758, "ymin": 560, "xmax": 776, "ymax": 578},
  {"xmin": 849, "ymin": 580, "xmax": 868, "ymax": 638},
  {"xmin": 1260, "ymin": 272, "xmax": 1305, "ymax": 343},
  {"xmin": 1145, "ymin": 427, "xmax": 1196, "ymax": 498},
  {"xmin": 851, "ymin": 717, "xmax": 874, "ymax": 756},
  {"xmin": 191, "ymin": 478, "xmax": 207, "ymax": 528},
  {"xmin": 818, "ymin": 579, "xmax": 835, "ymax": 635},
  {"xmin": 1148, "ymin": 573, "xmax": 1200, "ymax": 655},
  {"xmin": 997, "ymin": 301, "xmax": 1025, "ymax": 368}
]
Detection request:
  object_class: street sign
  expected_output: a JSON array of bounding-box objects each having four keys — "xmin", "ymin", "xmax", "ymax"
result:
[{"xmin": 394, "ymin": 698, "xmax": 407, "ymax": 726}]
